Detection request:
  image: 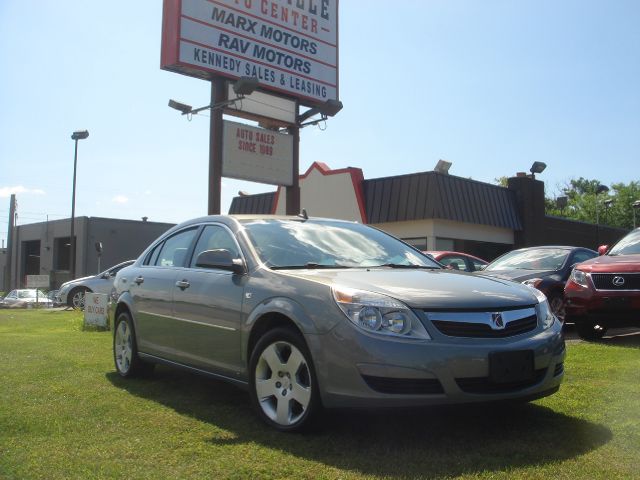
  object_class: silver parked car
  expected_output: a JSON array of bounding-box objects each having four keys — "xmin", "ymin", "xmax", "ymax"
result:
[
  {"xmin": 1, "ymin": 289, "xmax": 52, "ymax": 308},
  {"xmin": 112, "ymin": 216, "xmax": 565, "ymax": 432},
  {"xmin": 57, "ymin": 260, "xmax": 135, "ymax": 309}
]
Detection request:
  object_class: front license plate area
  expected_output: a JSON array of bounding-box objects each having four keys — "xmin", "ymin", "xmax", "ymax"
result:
[{"xmin": 489, "ymin": 350, "xmax": 534, "ymax": 384}]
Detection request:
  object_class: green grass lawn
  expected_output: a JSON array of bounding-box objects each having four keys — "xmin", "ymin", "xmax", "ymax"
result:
[{"xmin": 1, "ymin": 309, "xmax": 638, "ymax": 479}]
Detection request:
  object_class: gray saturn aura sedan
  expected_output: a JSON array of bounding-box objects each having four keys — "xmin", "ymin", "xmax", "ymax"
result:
[{"xmin": 112, "ymin": 215, "xmax": 565, "ymax": 431}]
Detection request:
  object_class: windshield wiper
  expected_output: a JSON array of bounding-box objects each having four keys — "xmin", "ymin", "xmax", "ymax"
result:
[
  {"xmin": 271, "ymin": 263, "xmax": 353, "ymax": 270},
  {"xmin": 376, "ymin": 263, "xmax": 439, "ymax": 269}
]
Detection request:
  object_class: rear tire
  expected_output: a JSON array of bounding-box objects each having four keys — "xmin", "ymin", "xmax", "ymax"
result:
[
  {"xmin": 113, "ymin": 311, "xmax": 154, "ymax": 377},
  {"xmin": 249, "ymin": 327, "xmax": 321, "ymax": 432},
  {"xmin": 576, "ymin": 319, "xmax": 607, "ymax": 341}
]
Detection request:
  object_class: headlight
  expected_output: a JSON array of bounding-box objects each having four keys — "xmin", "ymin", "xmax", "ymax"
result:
[
  {"xmin": 522, "ymin": 277, "xmax": 543, "ymax": 288},
  {"xmin": 570, "ymin": 268, "xmax": 589, "ymax": 288},
  {"xmin": 332, "ymin": 286, "xmax": 431, "ymax": 340}
]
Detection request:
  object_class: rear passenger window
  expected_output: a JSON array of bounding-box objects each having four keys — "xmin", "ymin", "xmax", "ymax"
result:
[
  {"xmin": 440, "ymin": 256, "xmax": 467, "ymax": 271},
  {"xmin": 154, "ymin": 228, "xmax": 198, "ymax": 267}
]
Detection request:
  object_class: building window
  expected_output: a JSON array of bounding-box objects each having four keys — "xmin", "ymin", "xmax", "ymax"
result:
[
  {"xmin": 54, "ymin": 237, "xmax": 71, "ymax": 271},
  {"xmin": 402, "ymin": 237, "xmax": 427, "ymax": 251},
  {"xmin": 435, "ymin": 237, "xmax": 455, "ymax": 251}
]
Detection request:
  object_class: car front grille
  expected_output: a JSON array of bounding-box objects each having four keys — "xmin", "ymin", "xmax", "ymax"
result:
[
  {"xmin": 362, "ymin": 375, "xmax": 444, "ymax": 395},
  {"xmin": 431, "ymin": 315, "xmax": 538, "ymax": 338},
  {"xmin": 591, "ymin": 273, "xmax": 640, "ymax": 291},
  {"xmin": 425, "ymin": 307, "xmax": 538, "ymax": 338},
  {"xmin": 456, "ymin": 368, "xmax": 546, "ymax": 394}
]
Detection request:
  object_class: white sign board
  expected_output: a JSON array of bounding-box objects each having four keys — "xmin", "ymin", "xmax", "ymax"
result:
[
  {"xmin": 26, "ymin": 275, "xmax": 49, "ymax": 288},
  {"xmin": 226, "ymin": 85, "xmax": 297, "ymax": 126},
  {"xmin": 161, "ymin": 0, "xmax": 339, "ymax": 106},
  {"xmin": 84, "ymin": 293, "xmax": 109, "ymax": 328},
  {"xmin": 222, "ymin": 120, "xmax": 294, "ymax": 185}
]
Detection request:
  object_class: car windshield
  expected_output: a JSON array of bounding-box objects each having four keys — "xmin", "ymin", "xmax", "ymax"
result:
[
  {"xmin": 241, "ymin": 219, "xmax": 440, "ymax": 269},
  {"xmin": 485, "ymin": 248, "xmax": 569, "ymax": 271},
  {"xmin": 608, "ymin": 229, "xmax": 640, "ymax": 256},
  {"xmin": 17, "ymin": 290, "xmax": 46, "ymax": 299}
]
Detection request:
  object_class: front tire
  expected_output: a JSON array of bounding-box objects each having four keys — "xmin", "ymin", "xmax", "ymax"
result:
[
  {"xmin": 249, "ymin": 328, "xmax": 321, "ymax": 432},
  {"xmin": 113, "ymin": 311, "xmax": 154, "ymax": 377},
  {"xmin": 69, "ymin": 288, "xmax": 88, "ymax": 310}
]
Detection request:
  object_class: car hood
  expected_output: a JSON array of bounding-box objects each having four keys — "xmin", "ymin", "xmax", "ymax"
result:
[
  {"xmin": 281, "ymin": 268, "xmax": 538, "ymax": 309},
  {"xmin": 577, "ymin": 254, "xmax": 640, "ymax": 273},
  {"xmin": 479, "ymin": 269, "xmax": 555, "ymax": 283},
  {"xmin": 60, "ymin": 275, "xmax": 97, "ymax": 288}
]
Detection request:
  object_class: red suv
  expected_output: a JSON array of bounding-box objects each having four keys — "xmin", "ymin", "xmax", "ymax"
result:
[{"xmin": 565, "ymin": 228, "xmax": 640, "ymax": 340}]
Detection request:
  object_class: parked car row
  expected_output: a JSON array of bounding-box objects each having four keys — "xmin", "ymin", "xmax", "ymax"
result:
[{"xmin": 0, "ymin": 289, "xmax": 52, "ymax": 308}]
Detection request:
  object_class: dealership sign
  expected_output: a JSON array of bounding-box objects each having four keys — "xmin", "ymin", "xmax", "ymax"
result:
[
  {"xmin": 222, "ymin": 120, "xmax": 294, "ymax": 185},
  {"xmin": 161, "ymin": 0, "xmax": 338, "ymax": 106}
]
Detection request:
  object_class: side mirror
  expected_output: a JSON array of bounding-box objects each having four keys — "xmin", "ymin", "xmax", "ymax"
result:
[
  {"xmin": 597, "ymin": 245, "xmax": 609, "ymax": 256},
  {"xmin": 195, "ymin": 249, "xmax": 245, "ymax": 274}
]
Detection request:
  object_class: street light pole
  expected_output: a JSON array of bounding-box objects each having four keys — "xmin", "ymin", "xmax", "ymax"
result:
[
  {"xmin": 633, "ymin": 200, "xmax": 640, "ymax": 228},
  {"xmin": 70, "ymin": 130, "xmax": 89, "ymax": 279},
  {"xmin": 595, "ymin": 184, "xmax": 609, "ymax": 247}
]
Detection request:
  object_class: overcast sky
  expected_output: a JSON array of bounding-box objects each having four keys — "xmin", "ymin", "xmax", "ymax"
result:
[{"xmin": 1, "ymin": 0, "xmax": 639, "ymax": 247}]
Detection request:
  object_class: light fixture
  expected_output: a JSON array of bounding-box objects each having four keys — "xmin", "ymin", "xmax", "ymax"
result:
[
  {"xmin": 529, "ymin": 161, "xmax": 547, "ymax": 178},
  {"xmin": 596, "ymin": 184, "xmax": 609, "ymax": 195},
  {"xmin": 434, "ymin": 159, "xmax": 452, "ymax": 174},
  {"xmin": 168, "ymin": 99, "xmax": 192, "ymax": 115},
  {"xmin": 169, "ymin": 76, "xmax": 259, "ymax": 116},
  {"xmin": 633, "ymin": 200, "xmax": 640, "ymax": 228},
  {"xmin": 71, "ymin": 130, "xmax": 89, "ymax": 140},
  {"xmin": 556, "ymin": 196, "xmax": 568, "ymax": 210},
  {"xmin": 232, "ymin": 76, "xmax": 259, "ymax": 96},
  {"xmin": 603, "ymin": 199, "xmax": 614, "ymax": 208},
  {"xmin": 297, "ymin": 99, "xmax": 343, "ymax": 126}
]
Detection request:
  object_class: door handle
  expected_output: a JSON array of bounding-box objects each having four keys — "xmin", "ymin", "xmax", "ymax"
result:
[
  {"xmin": 176, "ymin": 280, "xmax": 190, "ymax": 290},
  {"xmin": 134, "ymin": 276, "xmax": 144, "ymax": 285}
]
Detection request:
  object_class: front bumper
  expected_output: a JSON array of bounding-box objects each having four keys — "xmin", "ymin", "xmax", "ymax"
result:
[
  {"xmin": 565, "ymin": 282, "xmax": 640, "ymax": 327},
  {"xmin": 307, "ymin": 317, "xmax": 565, "ymax": 409}
]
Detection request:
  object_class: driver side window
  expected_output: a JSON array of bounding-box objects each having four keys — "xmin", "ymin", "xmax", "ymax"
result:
[{"xmin": 190, "ymin": 225, "xmax": 240, "ymax": 268}]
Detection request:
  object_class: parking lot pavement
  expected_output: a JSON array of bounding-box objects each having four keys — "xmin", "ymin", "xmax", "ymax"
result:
[{"xmin": 563, "ymin": 324, "xmax": 640, "ymax": 343}]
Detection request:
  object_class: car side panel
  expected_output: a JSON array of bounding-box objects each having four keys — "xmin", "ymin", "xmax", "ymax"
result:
[{"xmin": 171, "ymin": 267, "xmax": 246, "ymax": 376}]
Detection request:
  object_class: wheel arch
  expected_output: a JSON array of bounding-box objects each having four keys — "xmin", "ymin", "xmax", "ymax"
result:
[{"xmin": 246, "ymin": 312, "xmax": 305, "ymax": 365}]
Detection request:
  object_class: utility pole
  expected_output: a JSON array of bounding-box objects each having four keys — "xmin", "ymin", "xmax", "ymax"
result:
[{"xmin": 5, "ymin": 194, "xmax": 16, "ymax": 290}]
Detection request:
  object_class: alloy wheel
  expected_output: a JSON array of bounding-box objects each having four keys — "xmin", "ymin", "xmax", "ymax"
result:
[
  {"xmin": 254, "ymin": 341, "xmax": 312, "ymax": 427},
  {"xmin": 72, "ymin": 290, "xmax": 86, "ymax": 310},
  {"xmin": 115, "ymin": 320, "xmax": 133, "ymax": 374}
]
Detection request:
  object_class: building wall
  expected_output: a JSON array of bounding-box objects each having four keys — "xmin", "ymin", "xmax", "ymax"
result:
[
  {"xmin": 371, "ymin": 218, "xmax": 514, "ymax": 258},
  {"xmin": 543, "ymin": 216, "xmax": 627, "ymax": 250},
  {"xmin": 274, "ymin": 163, "xmax": 365, "ymax": 222},
  {"xmin": 8, "ymin": 217, "xmax": 174, "ymax": 289},
  {"xmin": 0, "ymin": 248, "xmax": 7, "ymax": 292}
]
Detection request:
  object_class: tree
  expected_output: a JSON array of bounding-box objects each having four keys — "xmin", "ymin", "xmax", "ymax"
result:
[{"xmin": 546, "ymin": 178, "xmax": 640, "ymax": 229}]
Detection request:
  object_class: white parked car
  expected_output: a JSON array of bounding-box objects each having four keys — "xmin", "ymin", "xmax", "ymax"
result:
[
  {"xmin": 57, "ymin": 260, "xmax": 134, "ymax": 309},
  {"xmin": 1, "ymin": 289, "xmax": 52, "ymax": 308}
]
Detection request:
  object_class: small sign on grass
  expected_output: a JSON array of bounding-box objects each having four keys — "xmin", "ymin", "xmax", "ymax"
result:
[{"xmin": 84, "ymin": 293, "xmax": 108, "ymax": 329}]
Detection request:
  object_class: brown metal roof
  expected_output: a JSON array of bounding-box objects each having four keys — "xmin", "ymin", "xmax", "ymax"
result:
[
  {"xmin": 363, "ymin": 172, "xmax": 522, "ymax": 230},
  {"xmin": 228, "ymin": 192, "xmax": 276, "ymax": 215}
]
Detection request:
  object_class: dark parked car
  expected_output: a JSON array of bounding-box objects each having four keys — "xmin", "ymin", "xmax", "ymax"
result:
[
  {"xmin": 565, "ymin": 228, "xmax": 640, "ymax": 340},
  {"xmin": 112, "ymin": 215, "xmax": 564, "ymax": 431},
  {"xmin": 424, "ymin": 251, "xmax": 488, "ymax": 272},
  {"xmin": 479, "ymin": 246, "xmax": 598, "ymax": 322}
]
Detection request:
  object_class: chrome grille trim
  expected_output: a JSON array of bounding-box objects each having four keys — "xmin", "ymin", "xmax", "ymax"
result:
[
  {"xmin": 425, "ymin": 307, "xmax": 538, "ymax": 338},
  {"xmin": 590, "ymin": 272, "xmax": 640, "ymax": 291}
]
